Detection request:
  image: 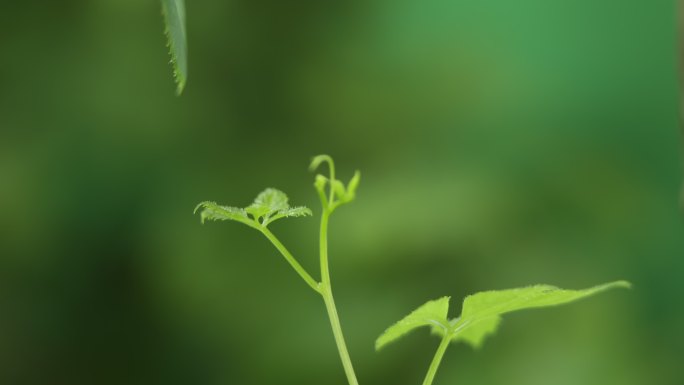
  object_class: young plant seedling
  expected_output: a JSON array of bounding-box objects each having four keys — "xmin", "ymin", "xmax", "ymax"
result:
[
  {"xmin": 195, "ymin": 155, "xmax": 361, "ymax": 385},
  {"xmin": 194, "ymin": 155, "xmax": 629, "ymax": 385}
]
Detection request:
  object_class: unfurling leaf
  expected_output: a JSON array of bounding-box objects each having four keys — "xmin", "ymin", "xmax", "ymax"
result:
[
  {"xmin": 161, "ymin": 0, "xmax": 187, "ymax": 95},
  {"xmin": 246, "ymin": 188, "xmax": 290, "ymax": 220},
  {"xmin": 376, "ymin": 281, "xmax": 630, "ymax": 351},
  {"xmin": 344, "ymin": 171, "xmax": 361, "ymax": 202},
  {"xmin": 332, "ymin": 180, "xmax": 346, "ymax": 200},
  {"xmin": 314, "ymin": 174, "xmax": 328, "ymax": 191}
]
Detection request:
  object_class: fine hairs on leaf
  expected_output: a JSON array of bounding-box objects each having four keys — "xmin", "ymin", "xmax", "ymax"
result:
[
  {"xmin": 195, "ymin": 188, "xmax": 312, "ymax": 228},
  {"xmin": 194, "ymin": 155, "xmax": 630, "ymax": 385},
  {"xmin": 161, "ymin": 0, "xmax": 187, "ymax": 95}
]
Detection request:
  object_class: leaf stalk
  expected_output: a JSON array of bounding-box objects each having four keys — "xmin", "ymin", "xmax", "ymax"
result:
[{"xmin": 259, "ymin": 226, "xmax": 321, "ymax": 293}]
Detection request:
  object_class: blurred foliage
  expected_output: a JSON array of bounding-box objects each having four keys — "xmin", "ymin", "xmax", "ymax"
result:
[{"xmin": 0, "ymin": 1, "xmax": 682, "ymax": 385}]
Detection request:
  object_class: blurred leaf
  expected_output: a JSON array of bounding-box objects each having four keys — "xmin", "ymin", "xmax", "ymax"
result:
[
  {"xmin": 377, "ymin": 281, "xmax": 630, "ymax": 351},
  {"xmin": 450, "ymin": 316, "xmax": 501, "ymax": 349},
  {"xmin": 460, "ymin": 281, "xmax": 631, "ymax": 320},
  {"xmin": 344, "ymin": 171, "xmax": 361, "ymax": 202},
  {"xmin": 375, "ymin": 297, "xmax": 450, "ymax": 351},
  {"xmin": 309, "ymin": 155, "xmax": 333, "ymax": 173},
  {"xmin": 452, "ymin": 281, "xmax": 631, "ymax": 348},
  {"xmin": 161, "ymin": 0, "xmax": 187, "ymax": 94},
  {"xmin": 332, "ymin": 180, "xmax": 346, "ymax": 200},
  {"xmin": 314, "ymin": 174, "xmax": 328, "ymax": 191}
]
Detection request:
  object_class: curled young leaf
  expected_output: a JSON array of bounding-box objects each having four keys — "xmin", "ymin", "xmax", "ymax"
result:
[
  {"xmin": 344, "ymin": 171, "xmax": 361, "ymax": 202},
  {"xmin": 310, "ymin": 154, "xmax": 334, "ymax": 173},
  {"xmin": 314, "ymin": 174, "xmax": 328, "ymax": 191},
  {"xmin": 332, "ymin": 180, "xmax": 346, "ymax": 200},
  {"xmin": 246, "ymin": 188, "xmax": 290, "ymax": 221}
]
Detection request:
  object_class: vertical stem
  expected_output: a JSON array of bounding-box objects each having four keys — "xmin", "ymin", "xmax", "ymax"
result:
[
  {"xmin": 322, "ymin": 288, "xmax": 359, "ymax": 385},
  {"xmin": 320, "ymin": 211, "xmax": 332, "ymax": 287},
  {"xmin": 320, "ymin": 210, "xmax": 359, "ymax": 385},
  {"xmin": 422, "ymin": 335, "xmax": 451, "ymax": 385}
]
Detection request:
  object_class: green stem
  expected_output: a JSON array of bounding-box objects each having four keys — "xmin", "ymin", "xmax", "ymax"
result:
[
  {"xmin": 422, "ymin": 334, "xmax": 451, "ymax": 385},
  {"xmin": 322, "ymin": 287, "xmax": 358, "ymax": 385},
  {"xmin": 260, "ymin": 226, "xmax": 321, "ymax": 293},
  {"xmin": 320, "ymin": 210, "xmax": 359, "ymax": 385}
]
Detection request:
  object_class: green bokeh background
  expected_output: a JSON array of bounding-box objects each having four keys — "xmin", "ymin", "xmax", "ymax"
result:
[{"xmin": 1, "ymin": 1, "xmax": 682, "ymax": 384}]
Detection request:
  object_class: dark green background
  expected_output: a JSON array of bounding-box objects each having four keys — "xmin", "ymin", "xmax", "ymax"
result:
[{"xmin": 1, "ymin": 1, "xmax": 682, "ymax": 384}]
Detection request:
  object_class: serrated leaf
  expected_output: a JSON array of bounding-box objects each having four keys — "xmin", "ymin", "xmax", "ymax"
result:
[
  {"xmin": 197, "ymin": 188, "xmax": 310, "ymax": 228},
  {"xmin": 375, "ymin": 297, "xmax": 450, "ymax": 351},
  {"xmin": 161, "ymin": 0, "xmax": 187, "ymax": 95},
  {"xmin": 194, "ymin": 201, "xmax": 249, "ymax": 224},
  {"xmin": 278, "ymin": 206, "xmax": 313, "ymax": 218},
  {"xmin": 254, "ymin": 188, "xmax": 289, "ymax": 211},
  {"xmin": 246, "ymin": 188, "xmax": 290, "ymax": 221}
]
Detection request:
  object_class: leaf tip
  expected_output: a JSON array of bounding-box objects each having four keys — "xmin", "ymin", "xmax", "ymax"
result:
[
  {"xmin": 606, "ymin": 280, "xmax": 632, "ymax": 290},
  {"xmin": 193, "ymin": 201, "xmax": 205, "ymax": 215},
  {"xmin": 174, "ymin": 75, "xmax": 186, "ymax": 95}
]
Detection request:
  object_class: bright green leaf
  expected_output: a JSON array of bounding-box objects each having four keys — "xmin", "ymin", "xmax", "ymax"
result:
[
  {"xmin": 161, "ymin": 0, "xmax": 187, "ymax": 95},
  {"xmin": 253, "ymin": 188, "xmax": 289, "ymax": 211},
  {"xmin": 377, "ymin": 281, "xmax": 630, "ymax": 352},
  {"xmin": 459, "ymin": 281, "xmax": 631, "ymax": 320},
  {"xmin": 278, "ymin": 206, "xmax": 313, "ymax": 218},
  {"xmin": 310, "ymin": 154, "xmax": 333, "ymax": 172},
  {"xmin": 451, "ymin": 281, "xmax": 630, "ymax": 348},
  {"xmin": 196, "ymin": 188, "xmax": 311, "ymax": 228},
  {"xmin": 314, "ymin": 174, "xmax": 328, "ymax": 191},
  {"xmin": 246, "ymin": 188, "xmax": 289, "ymax": 221},
  {"xmin": 375, "ymin": 297, "xmax": 450, "ymax": 351},
  {"xmin": 344, "ymin": 171, "xmax": 361, "ymax": 201},
  {"xmin": 332, "ymin": 180, "xmax": 346, "ymax": 200},
  {"xmin": 450, "ymin": 316, "xmax": 501, "ymax": 349},
  {"xmin": 194, "ymin": 201, "xmax": 249, "ymax": 224}
]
